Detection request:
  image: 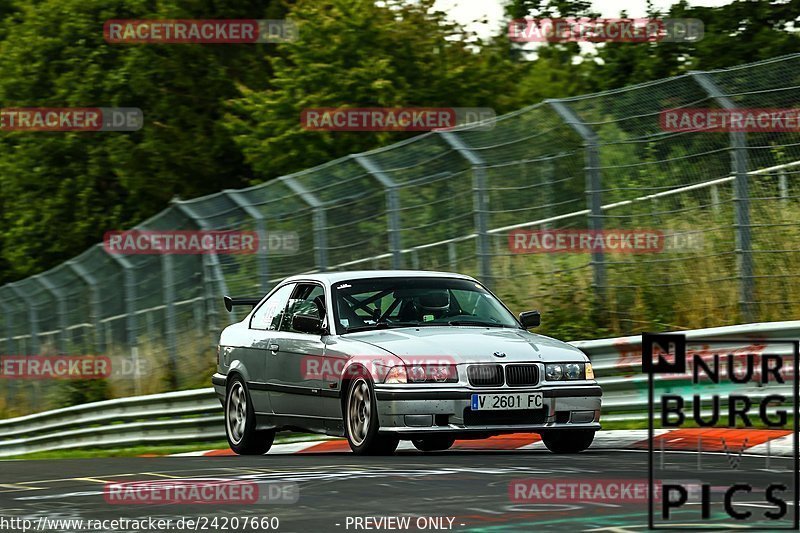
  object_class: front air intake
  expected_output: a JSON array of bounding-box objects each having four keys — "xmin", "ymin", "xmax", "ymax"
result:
[{"xmin": 467, "ymin": 364, "xmax": 504, "ymax": 387}]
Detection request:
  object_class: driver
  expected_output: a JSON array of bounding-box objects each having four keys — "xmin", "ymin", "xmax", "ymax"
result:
[{"xmin": 411, "ymin": 289, "xmax": 451, "ymax": 321}]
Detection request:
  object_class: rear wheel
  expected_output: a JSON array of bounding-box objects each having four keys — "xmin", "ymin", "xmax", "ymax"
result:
[
  {"xmin": 541, "ymin": 429, "xmax": 595, "ymax": 454},
  {"xmin": 412, "ymin": 436, "xmax": 456, "ymax": 452},
  {"xmin": 225, "ymin": 377, "xmax": 275, "ymax": 455},
  {"xmin": 345, "ymin": 377, "xmax": 399, "ymax": 455}
]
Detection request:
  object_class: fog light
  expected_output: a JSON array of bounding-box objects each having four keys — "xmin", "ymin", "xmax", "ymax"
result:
[{"xmin": 404, "ymin": 415, "xmax": 433, "ymax": 427}]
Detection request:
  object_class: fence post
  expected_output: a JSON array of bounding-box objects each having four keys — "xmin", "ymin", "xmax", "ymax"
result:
[
  {"xmin": 0, "ymin": 298, "xmax": 12, "ymax": 355},
  {"xmin": 547, "ymin": 99, "xmax": 607, "ymax": 311},
  {"xmin": 172, "ymin": 200, "xmax": 229, "ymax": 344},
  {"xmin": 161, "ymin": 253, "xmax": 178, "ymax": 388},
  {"xmin": 282, "ymin": 177, "xmax": 328, "ymax": 272},
  {"xmin": 225, "ymin": 190, "xmax": 270, "ymax": 293},
  {"xmin": 448, "ymin": 241, "xmax": 457, "ymax": 268},
  {"xmin": 107, "ymin": 252, "xmax": 138, "ymax": 354},
  {"xmin": 35, "ymin": 275, "xmax": 68, "ymax": 354},
  {"xmin": 691, "ymin": 71, "xmax": 754, "ymax": 322},
  {"xmin": 779, "ymin": 170, "xmax": 788, "ymax": 203},
  {"xmin": 439, "ymin": 131, "xmax": 492, "ymax": 289},
  {"xmin": 68, "ymin": 261, "xmax": 103, "ymax": 354},
  {"xmin": 8, "ymin": 282, "xmax": 38, "ymax": 355},
  {"xmin": 353, "ymin": 154, "xmax": 403, "ymax": 269},
  {"xmin": 7, "ymin": 282, "xmax": 38, "ymax": 411},
  {"xmin": 0, "ymin": 297, "xmax": 13, "ymax": 409}
]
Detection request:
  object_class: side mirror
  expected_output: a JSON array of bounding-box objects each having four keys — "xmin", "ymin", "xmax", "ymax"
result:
[
  {"xmin": 292, "ymin": 313, "xmax": 325, "ymax": 335},
  {"xmin": 519, "ymin": 310, "xmax": 541, "ymax": 329}
]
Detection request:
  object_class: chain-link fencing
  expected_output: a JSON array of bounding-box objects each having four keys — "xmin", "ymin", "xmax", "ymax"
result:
[{"xmin": 2, "ymin": 53, "xmax": 800, "ymax": 416}]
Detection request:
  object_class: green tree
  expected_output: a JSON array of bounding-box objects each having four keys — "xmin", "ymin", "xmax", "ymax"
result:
[
  {"xmin": 225, "ymin": 0, "xmax": 519, "ymax": 183},
  {"xmin": 0, "ymin": 0, "xmax": 286, "ymax": 283},
  {"xmin": 587, "ymin": 0, "xmax": 800, "ymax": 90}
]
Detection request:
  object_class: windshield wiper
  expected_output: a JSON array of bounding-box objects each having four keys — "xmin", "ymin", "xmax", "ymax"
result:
[
  {"xmin": 446, "ymin": 320, "xmax": 512, "ymax": 328},
  {"xmin": 344, "ymin": 321, "xmax": 422, "ymax": 333}
]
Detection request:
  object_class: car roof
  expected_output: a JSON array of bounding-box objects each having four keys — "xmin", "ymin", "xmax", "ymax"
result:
[{"xmin": 282, "ymin": 270, "xmax": 478, "ymax": 285}]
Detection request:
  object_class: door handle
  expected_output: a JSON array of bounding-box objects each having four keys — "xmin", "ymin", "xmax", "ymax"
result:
[{"xmin": 268, "ymin": 343, "xmax": 280, "ymax": 353}]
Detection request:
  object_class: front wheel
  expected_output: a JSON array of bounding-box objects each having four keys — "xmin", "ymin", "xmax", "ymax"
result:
[
  {"xmin": 541, "ymin": 429, "xmax": 595, "ymax": 454},
  {"xmin": 345, "ymin": 377, "xmax": 399, "ymax": 455},
  {"xmin": 225, "ymin": 377, "xmax": 275, "ymax": 455}
]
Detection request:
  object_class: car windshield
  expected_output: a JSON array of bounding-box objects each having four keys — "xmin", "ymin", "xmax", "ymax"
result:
[{"xmin": 332, "ymin": 277, "xmax": 520, "ymax": 333}]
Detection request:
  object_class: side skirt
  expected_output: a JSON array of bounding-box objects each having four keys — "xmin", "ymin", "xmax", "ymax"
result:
[{"xmin": 255, "ymin": 412, "xmax": 345, "ymax": 437}]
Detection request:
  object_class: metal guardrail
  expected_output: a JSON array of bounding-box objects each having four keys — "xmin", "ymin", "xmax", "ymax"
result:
[
  {"xmin": 0, "ymin": 320, "xmax": 797, "ymax": 457},
  {"xmin": 0, "ymin": 389, "xmax": 222, "ymax": 457},
  {"xmin": 574, "ymin": 320, "xmax": 800, "ymax": 423}
]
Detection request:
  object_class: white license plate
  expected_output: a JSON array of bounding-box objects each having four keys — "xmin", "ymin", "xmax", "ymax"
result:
[{"xmin": 470, "ymin": 392, "xmax": 543, "ymax": 411}]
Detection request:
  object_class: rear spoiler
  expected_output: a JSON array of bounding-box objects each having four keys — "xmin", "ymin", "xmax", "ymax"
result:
[{"xmin": 223, "ymin": 296, "xmax": 261, "ymax": 312}]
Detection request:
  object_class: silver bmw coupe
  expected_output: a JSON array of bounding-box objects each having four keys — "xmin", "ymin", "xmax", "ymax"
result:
[{"xmin": 212, "ymin": 270, "xmax": 601, "ymax": 455}]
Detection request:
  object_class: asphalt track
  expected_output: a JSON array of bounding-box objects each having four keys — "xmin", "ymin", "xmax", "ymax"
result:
[{"xmin": 0, "ymin": 445, "xmax": 797, "ymax": 533}]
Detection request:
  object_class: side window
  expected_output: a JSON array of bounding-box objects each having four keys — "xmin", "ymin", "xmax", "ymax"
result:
[
  {"xmin": 281, "ymin": 284, "xmax": 326, "ymax": 333},
  {"xmin": 250, "ymin": 283, "xmax": 295, "ymax": 330}
]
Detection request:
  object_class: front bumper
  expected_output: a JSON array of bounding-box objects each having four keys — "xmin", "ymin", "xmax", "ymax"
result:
[{"xmin": 374, "ymin": 385, "xmax": 602, "ymax": 434}]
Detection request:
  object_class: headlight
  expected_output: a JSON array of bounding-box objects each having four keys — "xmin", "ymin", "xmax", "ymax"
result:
[
  {"xmin": 545, "ymin": 362, "xmax": 587, "ymax": 381},
  {"xmin": 565, "ymin": 363, "xmax": 582, "ymax": 380},
  {"xmin": 384, "ymin": 364, "xmax": 457, "ymax": 383},
  {"xmin": 545, "ymin": 363, "xmax": 563, "ymax": 381},
  {"xmin": 384, "ymin": 366, "xmax": 407, "ymax": 384},
  {"xmin": 430, "ymin": 365, "xmax": 454, "ymax": 382},
  {"xmin": 408, "ymin": 365, "xmax": 427, "ymax": 382}
]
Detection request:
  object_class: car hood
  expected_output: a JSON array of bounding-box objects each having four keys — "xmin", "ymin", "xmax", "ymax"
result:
[{"xmin": 346, "ymin": 327, "xmax": 585, "ymax": 364}]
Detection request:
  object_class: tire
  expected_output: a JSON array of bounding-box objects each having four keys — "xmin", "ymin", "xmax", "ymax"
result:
[
  {"xmin": 541, "ymin": 429, "xmax": 595, "ymax": 454},
  {"xmin": 225, "ymin": 376, "xmax": 275, "ymax": 455},
  {"xmin": 345, "ymin": 377, "xmax": 399, "ymax": 455},
  {"xmin": 412, "ymin": 436, "xmax": 456, "ymax": 452}
]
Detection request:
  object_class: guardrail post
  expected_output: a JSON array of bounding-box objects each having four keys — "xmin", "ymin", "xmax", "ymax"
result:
[
  {"xmin": 35, "ymin": 275, "xmax": 68, "ymax": 354},
  {"xmin": 691, "ymin": 71, "xmax": 754, "ymax": 322},
  {"xmin": 225, "ymin": 190, "xmax": 270, "ymax": 293},
  {"xmin": 172, "ymin": 201, "xmax": 229, "ymax": 345},
  {"xmin": 107, "ymin": 252, "xmax": 138, "ymax": 355},
  {"xmin": 8, "ymin": 283, "xmax": 38, "ymax": 355},
  {"xmin": 439, "ymin": 131, "xmax": 492, "ymax": 289},
  {"xmin": 68, "ymin": 261, "xmax": 103, "ymax": 354},
  {"xmin": 282, "ymin": 177, "xmax": 328, "ymax": 271},
  {"xmin": 353, "ymin": 154, "xmax": 403, "ymax": 269},
  {"xmin": 547, "ymin": 99, "xmax": 607, "ymax": 314}
]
